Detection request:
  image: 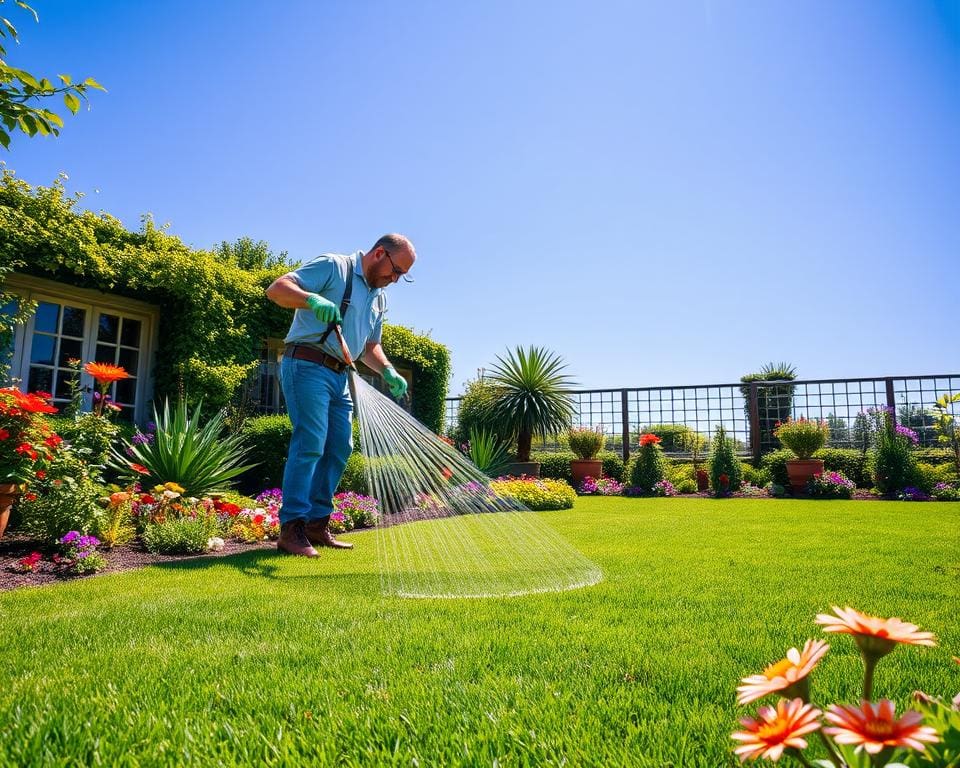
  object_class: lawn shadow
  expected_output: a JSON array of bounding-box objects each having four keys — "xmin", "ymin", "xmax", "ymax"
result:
[{"xmin": 149, "ymin": 548, "xmax": 380, "ymax": 589}]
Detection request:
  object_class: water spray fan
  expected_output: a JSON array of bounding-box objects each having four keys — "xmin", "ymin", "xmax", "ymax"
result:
[{"xmin": 335, "ymin": 323, "xmax": 601, "ymax": 598}]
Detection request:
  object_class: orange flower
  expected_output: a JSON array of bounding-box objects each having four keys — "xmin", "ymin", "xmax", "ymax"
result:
[
  {"xmin": 639, "ymin": 433, "xmax": 662, "ymax": 447},
  {"xmin": 824, "ymin": 700, "xmax": 938, "ymax": 756},
  {"xmin": 731, "ymin": 698, "xmax": 822, "ymax": 763},
  {"xmin": 129, "ymin": 463, "xmax": 151, "ymax": 475},
  {"xmin": 815, "ymin": 606, "xmax": 936, "ymax": 658},
  {"xmin": 84, "ymin": 362, "xmax": 131, "ymax": 386},
  {"xmin": 737, "ymin": 639, "xmax": 829, "ymax": 705}
]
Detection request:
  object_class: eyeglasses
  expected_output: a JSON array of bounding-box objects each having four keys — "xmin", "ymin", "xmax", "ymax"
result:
[{"xmin": 383, "ymin": 249, "xmax": 414, "ymax": 283}]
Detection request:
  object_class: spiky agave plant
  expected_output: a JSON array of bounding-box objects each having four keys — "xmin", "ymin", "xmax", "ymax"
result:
[
  {"xmin": 486, "ymin": 346, "xmax": 576, "ymax": 463},
  {"xmin": 111, "ymin": 399, "xmax": 256, "ymax": 496}
]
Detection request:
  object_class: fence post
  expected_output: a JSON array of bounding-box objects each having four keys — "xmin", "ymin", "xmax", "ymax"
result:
[
  {"xmin": 621, "ymin": 389, "xmax": 630, "ymax": 462},
  {"xmin": 885, "ymin": 378, "xmax": 896, "ymax": 424},
  {"xmin": 749, "ymin": 382, "xmax": 761, "ymax": 464}
]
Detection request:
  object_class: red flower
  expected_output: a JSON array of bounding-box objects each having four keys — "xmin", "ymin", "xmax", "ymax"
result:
[
  {"xmin": 35, "ymin": 470, "xmax": 46, "ymax": 480},
  {"xmin": 253, "ymin": 513, "xmax": 265, "ymax": 525},
  {"xmin": 15, "ymin": 443, "xmax": 38, "ymax": 461},
  {"xmin": 0, "ymin": 428, "xmax": 8, "ymax": 440},
  {"xmin": 24, "ymin": 492, "xmax": 37, "ymax": 501},
  {"xmin": 84, "ymin": 362, "xmax": 131, "ymax": 386},
  {"xmin": 129, "ymin": 463, "xmax": 150, "ymax": 475},
  {"xmin": 639, "ymin": 433, "xmax": 662, "ymax": 447},
  {"xmin": 139, "ymin": 494, "xmax": 156, "ymax": 504},
  {"xmin": 1, "ymin": 388, "xmax": 58, "ymax": 414},
  {"xmin": 441, "ymin": 467, "xmax": 453, "ymax": 479},
  {"xmin": 44, "ymin": 434, "xmax": 63, "ymax": 449}
]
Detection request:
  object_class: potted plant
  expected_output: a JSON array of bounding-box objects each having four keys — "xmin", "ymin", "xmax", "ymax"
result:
[
  {"xmin": 567, "ymin": 425, "xmax": 605, "ymax": 484},
  {"xmin": 486, "ymin": 346, "xmax": 576, "ymax": 477},
  {"xmin": 773, "ymin": 417, "xmax": 830, "ymax": 493},
  {"xmin": 0, "ymin": 388, "xmax": 60, "ymax": 538}
]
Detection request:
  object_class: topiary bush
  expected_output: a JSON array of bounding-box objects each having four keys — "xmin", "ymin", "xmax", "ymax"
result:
[
  {"xmin": 707, "ymin": 426, "xmax": 743, "ymax": 495},
  {"xmin": 628, "ymin": 435, "xmax": 668, "ymax": 492}
]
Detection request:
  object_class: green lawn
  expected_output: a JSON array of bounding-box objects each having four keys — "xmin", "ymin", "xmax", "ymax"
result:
[{"xmin": 1, "ymin": 497, "xmax": 957, "ymax": 767}]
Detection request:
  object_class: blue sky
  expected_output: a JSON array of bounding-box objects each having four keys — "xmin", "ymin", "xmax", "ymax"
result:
[{"xmin": 5, "ymin": 1, "xmax": 959, "ymax": 392}]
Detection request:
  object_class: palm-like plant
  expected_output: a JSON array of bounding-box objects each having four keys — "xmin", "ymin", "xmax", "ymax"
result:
[
  {"xmin": 486, "ymin": 346, "xmax": 576, "ymax": 463},
  {"xmin": 111, "ymin": 399, "xmax": 256, "ymax": 496}
]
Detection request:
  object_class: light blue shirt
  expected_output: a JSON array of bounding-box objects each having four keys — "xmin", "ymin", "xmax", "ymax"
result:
[{"xmin": 283, "ymin": 251, "xmax": 385, "ymax": 362}]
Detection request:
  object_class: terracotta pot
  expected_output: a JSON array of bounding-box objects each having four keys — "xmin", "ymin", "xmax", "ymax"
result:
[
  {"xmin": 0, "ymin": 482, "xmax": 18, "ymax": 540},
  {"xmin": 695, "ymin": 470, "xmax": 709, "ymax": 492},
  {"xmin": 570, "ymin": 459, "xmax": 603, "ymax": 485},
  {"xmin": 786, "ymin": 459, "xmax": 825, "ymax": 494},
  {"xmin": 504, "ymin": 461, "xmax": 541, "ymax": 478}
]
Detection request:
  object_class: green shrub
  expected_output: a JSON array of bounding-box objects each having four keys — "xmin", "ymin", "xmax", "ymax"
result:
[
  {"xmin": 914, "ymin": 447, "xmax": 956, "ymax": 465},
  {"xmin": 749, "ymin": 466, "xmax": 772, "ymax": 488},
  {"xmin": 532, "ymin": 451, "xmax": 575, "ymax": 483},
  {"xmin": 760, "ymin": 449, "xmax": 794, "ymax": 488},
  {"xmin": 676, "ymin": 479, "xmax": 697, "ymax": 494},
  {"xmin": 598, "ymin": 451, "xmax": 625, "ymax": 482},
  {"xmin": 635, "ymin": 424, "xmax": 692, "ymax": 453},
  {"xmin": 452, "ymin": 378, "xmax": 500, "ymax": 446},
  {"xmin": 239, "ymin": 414, "xmax": 292, "ymax": 489},
  {"xmin": 467, "ymin": 427, "xmax": 511, "ymax": 477},
  {"xmin": 489, "ymin": 477, "xmax": 576, "ymax": 511},
  {"xmin": 338, "ymin": 452, "xmax": 368, "ymax": 494},
  {"xmin": 629, "ymin": 438, "xmax": 668, "ymax": 492},
  {"xmin": 667, "ymin": 463, "xmax": 695, "ymax": 485},
  {"xmin": 871, "ymin": 410, "xmax": 919, "ymax": 494},
  {"xmin": 815, "ymin": 448, "xmax": 871, "ymax": 488},
  {"xmin": 915, "ymin": 462, "xmax": 958, "ymax": 493},
  {"xmin": 142, "ymin": 512, "xmax": 221, "ymax": 555},
  {"xmin": 708, "ymin": 426, "xmax": 743, "ymax": 494},
  {"xmin": 14, "ymin": 452, "xmax": 104, "ymax": 543},
  {"xmin": 47, "ymin": 413, "xmax": 120, "ymax": 473}
]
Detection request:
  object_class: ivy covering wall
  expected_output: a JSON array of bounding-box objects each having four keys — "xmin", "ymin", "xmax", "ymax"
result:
[{"xmin": 0, "ymin": 171, "xmax": 451, "ymax": 431}]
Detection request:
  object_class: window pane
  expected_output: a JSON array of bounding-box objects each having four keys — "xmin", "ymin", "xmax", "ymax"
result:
[
  {"xmin": 95, "ymin": 343, "xmax": 116, "ymax": 363},
  {"xmin": 55, "ymin": 370, "xmax": 74, "ymax": 400},
  {"xmin": 120, "ymin": 318, "xmax": 142, "ymax": 348},
  {"xmin": 1, "ymin": 299, "xmax": 17, "ymax": 317},
  {"xmin": 58, "ymin": 337, "xmax": 83, "ymax": 367},
  {"xmin": 98, "ymin": 314, "xmax": 119, "ymax": 343},
  {"xmin": 117, "ymin": 347, "xmax": 139, "ymax": 374},
  {"xmin": 28, "ymin": 366, "xmax": 53, "ymax": 393},
  {"xmin": 61, "ymin": 306, "xmax": 86, "ymax": 337},
  {"xmin": 115, "ymin": 377, "xmax": 137, "ymax": 404},
  {"xmin": 35, "ymin": 302, "xmax": 59, "ymax": 334},
  {"xmin": 29, "ymin": 334, "xmax": 56, "ymax": 365}
]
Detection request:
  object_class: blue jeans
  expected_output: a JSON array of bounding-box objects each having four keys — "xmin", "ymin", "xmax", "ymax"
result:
[{"xmin": 279, "ymin": 356, "xmax": 353, "ymax": 525}]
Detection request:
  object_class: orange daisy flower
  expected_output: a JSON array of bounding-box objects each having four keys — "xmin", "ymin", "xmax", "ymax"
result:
[
  {"xmin": 815, "ymin": 606, "xmax": 936, "ymax": 658},
  {"xmin": 84, "ymin": 362, "xmax": 131, "ymax": 386},
  {"xmin": 824, "ymin": 700, "xmax": 939, "ymax": 756},
  {"xmin": 639, "ymin": 433, "xmax": 662, "ymax": 447},
  {"xmin": 731, "ymin": 698, "xmax": 822, "ymax": 763},
  {"xmin": 737, "ymin": 639, "xmax": 830, "ymax": 705}
]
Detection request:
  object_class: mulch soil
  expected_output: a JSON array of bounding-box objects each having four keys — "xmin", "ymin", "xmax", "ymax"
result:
[{"xmin": 0, "ymin": 533, "xmax": 276, "ymax": 592}]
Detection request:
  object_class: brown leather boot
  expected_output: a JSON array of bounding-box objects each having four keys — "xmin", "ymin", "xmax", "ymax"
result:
[
  {"xmin": 304, "ymin": 517, "xmax": 354, "ymax": 549},
  {"xmin": 277, "ymin": 519, "xmax": 319, "ymax": 557}
]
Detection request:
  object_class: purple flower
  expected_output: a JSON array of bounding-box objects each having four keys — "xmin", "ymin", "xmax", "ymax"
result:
[
  {"xmin": 900, "ymin": 486, "xmax": 930, "ymax": 501},
  {"xmin": 894, "ymin": 424, "xmax": 919, "ymax": 445},
  {"xmin": 255, "ymin": 488, "xmax": 283, "ymax": 505},
  {"xmin": 132, "ymin": 431, "xmax": 154, "ymax": 446},
  {"xmin": 60, "ymin": 531, "xmax": 80, "ymax": 544}
]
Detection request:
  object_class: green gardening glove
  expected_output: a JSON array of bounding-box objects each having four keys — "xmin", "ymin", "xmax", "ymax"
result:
[
  {"xmin": 383, "ymin": 366, "xmax": 408, "ymax": 399},
  {"xmin": 304, "ymin": 293, "xmax": 342, "ymax": 323}
]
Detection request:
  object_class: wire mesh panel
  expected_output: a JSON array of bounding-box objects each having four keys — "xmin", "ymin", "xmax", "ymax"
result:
[{"xmin": 445, "ymin": 374, "xmax": 960, "ymax": 461}]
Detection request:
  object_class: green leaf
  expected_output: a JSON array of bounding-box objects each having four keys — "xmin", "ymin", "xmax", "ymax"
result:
[
  {"xmin": 82, "ymin": 76, "xmax": 106, "ymax": 91},
  {"xmin": 15, "ymin": 2, "xmax": 39, "ymax": 24},
  {"xmin": 63, "ymin": 92, "xmax": 79, "ymax": 114},
  {"xmin": 0, "ymin": 128, "xmax": 9, "ymax": 149},
  {"xmin": 57, "ymin": 73, "xmax": 71, "ymax": 86},
  {"xmin": 40, "ymin": 109, "xmax": 62, "ymax": 128},
  {"xmin": 18, "ymin": 113, "xmax": 36, "ymax": 135},
  {"xmin": 2, "ymin": 17, "xmax": 18, "ymax": 40},
  {"xmin": 13, "ymin": 68, "xmax": 39, "ymax": 90}
]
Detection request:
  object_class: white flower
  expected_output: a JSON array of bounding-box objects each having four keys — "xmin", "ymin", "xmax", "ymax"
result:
[
  {"xmin": 162, "ymin": 490, "xmax": 180, "ymax": 500},
  {"xmin": 207, "ymin": 537, "xmax": 225, "ymax": 552}
]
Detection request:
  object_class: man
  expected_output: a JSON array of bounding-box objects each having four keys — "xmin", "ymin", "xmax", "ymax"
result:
[{"xmin": 265, "ymin": 233, "xmax": 415, "ymax": 557}]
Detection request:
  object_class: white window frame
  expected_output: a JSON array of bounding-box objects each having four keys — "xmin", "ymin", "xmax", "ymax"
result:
[{"xmin": 3, "ymin": 273, "xmax": 159, "ymax": 424}]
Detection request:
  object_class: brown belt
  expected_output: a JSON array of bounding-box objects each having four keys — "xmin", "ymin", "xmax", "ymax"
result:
[{"xmin": 283, "ymin": 344, "xmax": 348, "ymax": 373}]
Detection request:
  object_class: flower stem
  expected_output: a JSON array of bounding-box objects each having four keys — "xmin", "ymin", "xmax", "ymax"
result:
[
  {"xmin": 818, "ymin": 731, "xmax": 846, "ymax": 767},
  {"xmin": 863, "ymin": 655, "xmax": 877, "ymax": 702},
  {"xmin": 792, "ymin": 750, "xmax": 819, "ymax": 768}
]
